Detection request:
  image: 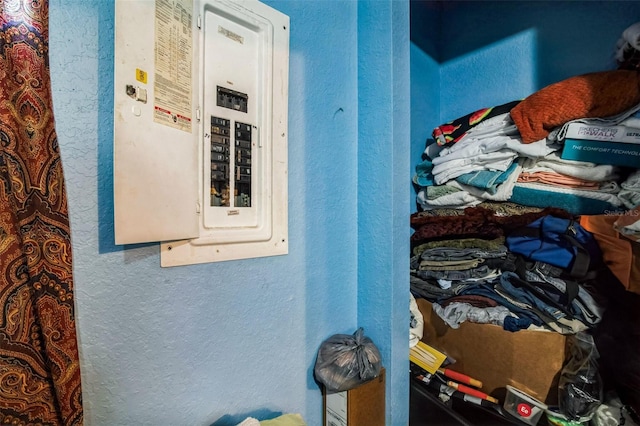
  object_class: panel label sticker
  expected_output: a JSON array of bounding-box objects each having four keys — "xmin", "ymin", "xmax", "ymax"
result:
[
  {"xmin": 154, "ymin": 0, "xmax": 193, "ymax": 132},
  {"xmin": 218, "ymin": 25, "xmax": 244, "ymax": 44}
]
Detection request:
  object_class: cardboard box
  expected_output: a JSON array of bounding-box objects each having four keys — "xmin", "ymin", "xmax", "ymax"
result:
[
  {"xmin": 323, "ymin": 368, "xmax": 385, "ymax": 426},
  {"xmin": 560, "ymin": 138, "xmax": 640, "ymax": 168},
  {"xmin": 416, "ymin": 298, "xmax": 567, "ymax": 405}
]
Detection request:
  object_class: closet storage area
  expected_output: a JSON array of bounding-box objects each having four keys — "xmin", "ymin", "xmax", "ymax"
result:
[{"xmin": 409, "ymin": 2, "xmax": 640, "ymax": 425}]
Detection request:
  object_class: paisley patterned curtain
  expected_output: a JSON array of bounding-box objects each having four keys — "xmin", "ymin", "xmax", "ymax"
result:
[{"xmin": 0, "ymin": 0, "xmax": 83, "ymax": 424}]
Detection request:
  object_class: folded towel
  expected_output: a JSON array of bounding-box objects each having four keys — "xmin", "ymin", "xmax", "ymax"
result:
[
  {"xmin": 619, "ymin": 170, "xmax": 640, "ymax": 208},
  {"xmin": 432, "ymin": 151, "xmax": 516, "ymax": 185},
  {"xmin": 437, "ymin": 114, "xmax": 557, "ymax": 160},
  {"xmin": 432, "ymin": 100, "xmax": 521, "ymax": 146},
  {"xmin": 517, "ymin": 171, "xmax": 601, "ymax": 190},
  {"xmin": 523, "ymin": 152, "xmax": 620, "ymax": 182},
  {"xmin": 622, "ymin": 169, "xmax": 640, "ymax": 190},
  {"xmin": 619, "ymin": 190, "xmax": 640, "ymax": 209},
  {"xmin": 517, "ymin": 172, "xmax": 620, "ymax": 193},
  {"xmin": 511, "ymin": 70, "xmax": 640, "ymax": 143},
  {"xmin": 455, "ymin": 161, "xmax": 519, "ymax": 194},
  {"xmin": 448, "ymin": 159, "xmax": 523, "ymax": 202},
  {"xmin": 426, "ymin": 184, "xmax": 461, "ymax": 200},
  {"xmin": 413, "ymin": 157, "xmax": 436, "ymax": 187},
  {"xmin": 417, "ymin": 187, "xmax": 482, "ymax": 210}
]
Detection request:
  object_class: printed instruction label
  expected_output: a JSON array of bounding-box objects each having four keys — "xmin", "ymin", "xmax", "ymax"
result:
[
  {"xmin": 325, "ymin": 391, "xmax": 348, "ymax": 426},
  {"xmin": 154, "ymin": 0, "xmax": 193, "ymax": 132}
]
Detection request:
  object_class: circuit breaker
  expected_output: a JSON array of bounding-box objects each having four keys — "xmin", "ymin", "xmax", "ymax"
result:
[{"xmin": 113, "ymin": 0, "xmax": 289, "ymax": 265}]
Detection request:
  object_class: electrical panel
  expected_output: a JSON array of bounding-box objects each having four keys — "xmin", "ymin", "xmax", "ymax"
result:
[{"xmin": 114, "ymin": 0, "xmax": 289, "ymax": 265}]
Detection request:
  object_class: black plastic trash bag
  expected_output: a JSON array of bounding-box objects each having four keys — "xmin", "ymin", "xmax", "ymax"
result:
[
  {"xmin": 314, "ymin": 327, "xmax": 382, "ymax": 392},
  {"xmin": 559, "ymin": 332, "xmax": 603, "ymax": 421}
]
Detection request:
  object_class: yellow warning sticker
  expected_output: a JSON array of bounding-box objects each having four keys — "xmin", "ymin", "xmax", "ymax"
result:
[{"xmin": 136, "ymin": 68, "xmax": 148, "ymax": 84}]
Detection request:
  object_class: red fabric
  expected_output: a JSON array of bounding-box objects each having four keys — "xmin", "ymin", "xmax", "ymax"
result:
[
  {"xmin": 410, "ymin": 206, "xmax": 573, "ymax": 245},
  {"xmin": 1, "ymin": 1, "xmax": 83, "ymax": 424},
  {"xmin": 511, "ymin": 70, "xmax": 640, "ymax": 143}
]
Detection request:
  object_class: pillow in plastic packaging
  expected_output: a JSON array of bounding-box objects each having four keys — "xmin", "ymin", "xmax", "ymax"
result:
[{"xmin": 314, "ymin": 327, "xmax": 382, "ymax": 392}]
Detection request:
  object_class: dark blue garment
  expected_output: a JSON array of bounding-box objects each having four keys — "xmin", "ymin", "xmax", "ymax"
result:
[
  {"xmin": 454, "ymin": 281, "xmax": 544, "ymax": 328},
  {"xmin": 523, "ymin": 268, "xmax": 603, "ymax": 325},
  {"xmin": 504, "ymin": 316, "xmax": 533, "ymax": 332},
  {"xmin": 499, "ymin": 272, "xmax": 567, "ymax": 320}
]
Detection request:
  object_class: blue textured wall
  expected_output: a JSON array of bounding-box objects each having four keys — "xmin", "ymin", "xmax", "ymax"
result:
[
  {"xmin": 412, "ymin": 0, "xmax": 640, "ymax": 131},
  {"xmin": 410, "ymin": 44, "xmax": 439, "ymax": 213},
  {"xmin": 409, "ymin": 2, "xmax": 439, "ymax": 215},
  {"xmin": 49, "ymin": 0, "xmax": 408, "ymax": 425},
  {"xmin": 357, "ymin": 2, "xmax": 410, "ymax": 424},
  {"xmin": 410, "ymin": 0, "xmax": 640, "ymax": 205}
]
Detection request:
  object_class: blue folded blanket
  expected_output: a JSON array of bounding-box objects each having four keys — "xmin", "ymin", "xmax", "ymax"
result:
[{"xmin": 509, "ymin": 183, "xmax": 624, "ymax": 215}]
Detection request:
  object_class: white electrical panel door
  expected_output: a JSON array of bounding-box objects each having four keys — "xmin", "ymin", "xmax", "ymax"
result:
[
  {"xmin": 114, "ymin": 0, "xmax": 289, "ymax": 265},
  {"xmin": 114, "ymin": 0, "xmax": 201, "ymax": 244}
]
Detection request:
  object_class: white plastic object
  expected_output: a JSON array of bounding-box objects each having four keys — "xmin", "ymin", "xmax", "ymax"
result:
[{"xmin": 503, "ymin": 385, "xmax": 549, "ymax": 425}]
